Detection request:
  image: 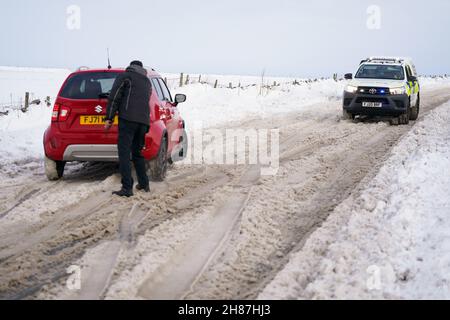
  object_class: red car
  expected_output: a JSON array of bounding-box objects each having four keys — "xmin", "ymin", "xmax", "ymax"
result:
[{"xmin": 43, "ymin": 68, "xmax": 188, "ymax": 181}]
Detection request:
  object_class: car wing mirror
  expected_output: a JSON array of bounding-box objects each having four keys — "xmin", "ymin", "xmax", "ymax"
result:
[
  {"xmin": 174, "ymin": 94, "xmax": 187, "ymax": 106},
  {"xmin": 344, "ymin": 73, "xmax": 353, "ymax": 80}
]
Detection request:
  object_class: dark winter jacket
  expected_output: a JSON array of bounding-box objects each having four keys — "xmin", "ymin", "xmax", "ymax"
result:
[{"xmin": 106, "ymin": 65, "xmax": 152, "ymax": 126}]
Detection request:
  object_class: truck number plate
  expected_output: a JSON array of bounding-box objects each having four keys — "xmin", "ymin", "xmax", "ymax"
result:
[{"xmin": 362, "ymin": 102, "xmax": 382, "ymax": 108}]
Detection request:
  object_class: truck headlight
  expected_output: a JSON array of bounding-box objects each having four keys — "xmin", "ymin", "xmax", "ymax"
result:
[
  {"xmin": 344, "ymin": 85, "xmax": 358, "ymax": 93},
  {"xmin": 390, "ymin": 86, "xmax": 407, "ymax": 95}
]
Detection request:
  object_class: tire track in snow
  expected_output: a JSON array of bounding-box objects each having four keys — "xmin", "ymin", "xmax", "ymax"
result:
[{"xmin": 137, "ymin": 166, "xmax": 260, "ymax": 300}]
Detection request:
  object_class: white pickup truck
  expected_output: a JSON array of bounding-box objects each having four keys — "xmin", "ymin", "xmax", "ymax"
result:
[{"xmin": 343, "ymin": 57, "xmax": 420, "ymax": 125}]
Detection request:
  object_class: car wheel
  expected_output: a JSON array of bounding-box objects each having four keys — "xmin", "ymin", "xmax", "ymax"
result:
[
  {"xmin": 342, "ymin": 110, "xmax": 353, "ymax": 120},
  {"xmin": 410, "ymin": 95, "xmax": 420, "ymax": 121},
  {"xmin": 149, "ymin": 135, "xmax": 168, "ymax": 182},
  {"xmin": 45, "ymin": 156, "xmax": 65, "ymax": 181},
  {"xmin": 170, "ymin": 129, "xmax": 188, "ymax": 163}
]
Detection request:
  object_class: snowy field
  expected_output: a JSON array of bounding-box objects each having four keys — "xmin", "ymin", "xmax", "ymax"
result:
[
  {"xmin": 260, "ymin": 101, "xmax": 450, "ymax": 300},
  {"xmin": 0, "ymin": 66, "xmax": 70, "ymax": 110}
]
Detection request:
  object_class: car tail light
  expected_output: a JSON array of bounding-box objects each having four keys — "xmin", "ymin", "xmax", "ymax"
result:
[
  {"xmin": 51, "ymin": 103, "xmax": 70, "ymax": 122},
  {"xmin": 59, "ymin": 106, "xmax": 71, "ymax": 121},
  {"xmin": 155, "ymin": 105, "xmax": 161, "ymax": 119},
  {"xmin": 51, "ymin": 103, "xmax": 60, "ymax": 122}
]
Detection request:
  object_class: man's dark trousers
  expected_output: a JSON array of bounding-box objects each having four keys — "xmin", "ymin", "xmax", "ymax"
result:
[{"xmin": 118, "ymin": 118, "xmax": 149, "ymax": 191}]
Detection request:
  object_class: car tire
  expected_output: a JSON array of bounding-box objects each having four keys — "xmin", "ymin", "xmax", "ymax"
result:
[
  {"xmin": 45, "ymin": 156, "xmax": 65, "ymax": 181},
  {"xmin": 148, "ymin": 135, "xmax": 168, "ymax": 182},
  {"xmin": 410, "ymin": 95, "xmax": 420, "ymax": 121},
  {"xmin": 342, "ymin": 110, "xmax": 353, "ymax": 120},
  {"xmin": 170, "ymin": 129, "xmax": 188, "ymax": 163}
]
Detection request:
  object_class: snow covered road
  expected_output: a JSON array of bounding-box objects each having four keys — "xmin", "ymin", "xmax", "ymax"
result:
[{"xmin": 0, "ymin": 77, "xmax": 450, "ymax": 299}]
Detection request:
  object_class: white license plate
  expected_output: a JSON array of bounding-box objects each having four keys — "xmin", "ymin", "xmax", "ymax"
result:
[{"xmin": 362, "ymin": 102, "xmax": 382, "ymax": 108}]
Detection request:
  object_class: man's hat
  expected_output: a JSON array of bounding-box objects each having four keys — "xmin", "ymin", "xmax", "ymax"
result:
[{"xmin": 130, "ymin": 60, "xmax": 143, "ymax": 68}]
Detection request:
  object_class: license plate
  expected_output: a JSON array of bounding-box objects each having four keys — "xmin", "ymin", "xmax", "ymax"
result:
[
  {"xmin": 362, "ymin": 102, "xmax": 383, "ymax": 108},
  {"xmin": 80, "ymin": 116, "xmax": 119, "ymax": 125}
]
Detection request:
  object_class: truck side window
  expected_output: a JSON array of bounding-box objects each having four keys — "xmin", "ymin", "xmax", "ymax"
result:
[{"xmin": 406, "ymin": 66, "xmax": 413, "ymax": 80}]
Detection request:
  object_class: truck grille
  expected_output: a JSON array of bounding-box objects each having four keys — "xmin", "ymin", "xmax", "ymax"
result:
[{"xmin": 357, "ymin": 87, "xmax": 390, "ymax": 95}]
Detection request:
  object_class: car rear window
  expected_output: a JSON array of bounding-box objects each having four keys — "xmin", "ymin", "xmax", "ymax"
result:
[{"xmin": 60, "ymin": 72, "xmax": 120, "ymax": 99}]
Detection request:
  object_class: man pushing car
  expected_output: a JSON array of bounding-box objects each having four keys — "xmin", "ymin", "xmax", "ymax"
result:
[{"xmin": 105, "ymin": 60, "xmax": 151, "ymax": 197}]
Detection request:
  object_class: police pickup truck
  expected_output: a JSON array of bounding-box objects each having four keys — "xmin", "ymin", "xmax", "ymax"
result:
[{"xmin": 343, "ymin": 57, "xmax": 420, "ymax": 125}]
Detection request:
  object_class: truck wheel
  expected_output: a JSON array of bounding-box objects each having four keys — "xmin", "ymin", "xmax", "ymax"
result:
[
  {"xmin": 149, "ymin": 135, "xmax": 168, "ymax": 181},
  {"xmin": 410, "ymin": 95, "xmax": 420, "ymax": 121},
  {"xmin": 398, "ymin": 109, "xmax": 410, "ymax": 125},
  {"xmin": 342, "ymin": 110, "xmax": 353, "ymax": 120},
  {"xmin": 389, "ymin": 117, "xmax": 400, "ymax": 126},
  {"xmin": 45, "ymin": 156, "xmax": 65, "ymax": 181}
]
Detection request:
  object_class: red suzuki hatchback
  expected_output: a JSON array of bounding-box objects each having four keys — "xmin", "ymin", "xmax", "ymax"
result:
[{"xmin": 43, "ymin": 67, "xmax": 188, "ymax": 181}]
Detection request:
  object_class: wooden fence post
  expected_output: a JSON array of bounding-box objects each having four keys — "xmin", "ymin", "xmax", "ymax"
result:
[
  {"xmin": 198, "ymin": 75, "xmax": 202, "ymax": 83},
  {"xmin": 229, "ymin": 82, "xmax": 232, "ymax": 89},
  {"xmin": 180, "ymin": 73, "xmax": 184, "ymax": 87},
  {"xmin": 214, "ymin": 80, "xmax": 218, "ymax": 88},
  {"xmin": 185, "ymin": 74, "xmax": 190, "ymax": 85},
  {"xmin": 22, "ymin": 92, "xmax": 29, "ymax": 113}
]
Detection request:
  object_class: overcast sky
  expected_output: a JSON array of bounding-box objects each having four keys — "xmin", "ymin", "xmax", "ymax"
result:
[{"xmin": 1, "ymin": 0, "xmax": 449, "ymax": 77}]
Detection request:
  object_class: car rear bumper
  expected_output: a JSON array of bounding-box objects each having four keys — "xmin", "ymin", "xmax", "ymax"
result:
[
  {"xmin": 44, "ymin": 125, "xmax": 160, "ymax": 162},
  {"xmin": 63, "ymin": 144, "xmax": 118, "ymax": 162},
  {"xmin": 343, "ymin": 92, "xmax": 409, "ymax": 116}
]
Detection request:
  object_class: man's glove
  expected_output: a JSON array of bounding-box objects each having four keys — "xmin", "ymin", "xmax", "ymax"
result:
[{"xmin": 104, "ymin": 120, "xmax": 113, "ymax": 131}]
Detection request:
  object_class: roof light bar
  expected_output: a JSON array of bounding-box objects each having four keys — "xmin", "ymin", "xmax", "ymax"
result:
[{"xmin": 364, "ymin": 57, "xmax": 410, "ymax": 64}]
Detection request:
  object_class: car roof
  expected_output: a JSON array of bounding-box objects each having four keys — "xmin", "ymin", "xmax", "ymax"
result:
[{"xmin": 71, "ymin": 68, "xmax": 162, "ymax": 78}]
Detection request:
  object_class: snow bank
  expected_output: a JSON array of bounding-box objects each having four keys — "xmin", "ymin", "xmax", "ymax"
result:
[
  {"xmin": 260, "ymin": 101, "xmax": 450, "ymax": 300},
  {"xmin": 0, "ymin": 67, "xmax": 70, "ymax": 174},
  {"xmin": 0, "ymin": 104, "xmax": 53, "ymax": 174}
]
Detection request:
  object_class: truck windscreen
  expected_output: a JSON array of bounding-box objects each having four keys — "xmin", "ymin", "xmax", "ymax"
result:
[{"xmin": 355, "ymin": 65, "xmax": 405, "ymax": 80}]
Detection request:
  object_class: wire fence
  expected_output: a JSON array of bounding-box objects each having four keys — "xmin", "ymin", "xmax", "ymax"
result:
[
  {"xmin": 163, "ymin": 73, "xmax": 345, "ymax": 91},
  {"xmin": 0, "ymin": 93, "xmax": 52, "ymax": 114},
  {"xmin": 1, "ymin": 73, "xmax": 448, "ymax": 115}
]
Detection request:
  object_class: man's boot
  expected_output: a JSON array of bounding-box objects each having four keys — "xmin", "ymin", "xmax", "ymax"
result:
[
  {"xmin": 136, "ymin": 184, "xmax": 150, "ymax": 193},
  {"xmin": 112, "ymin": 189, "xmax": 134, "ymax": 198}
]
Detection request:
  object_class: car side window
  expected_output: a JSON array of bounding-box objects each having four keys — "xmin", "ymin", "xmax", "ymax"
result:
[
  {"xmin": 158, "ymin": 78, "xmax": 173, "ymax": 102},
  {"xmin": 151, "ymin": 78, "xmax": 164, "ymax": 101}
]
